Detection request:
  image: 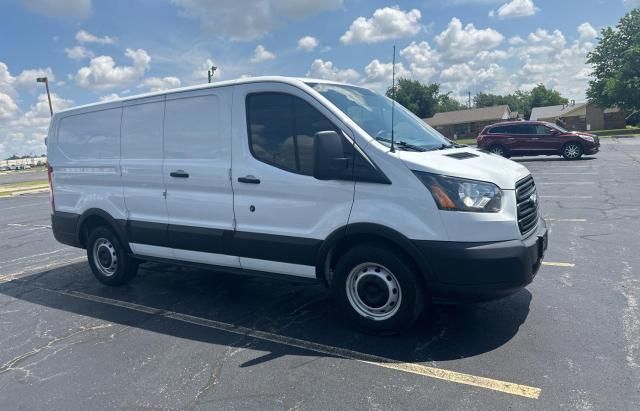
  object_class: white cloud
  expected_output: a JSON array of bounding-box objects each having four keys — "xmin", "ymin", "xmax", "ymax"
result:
[
  {"xmin": 297, "ymin": 36, "xmax": 319, "ymax": 52},
  {"xmin": 75, "ymin": 29, "xmax": 115, "ymax": 45},
  {"xmin": 400, "ymin": 41, "xmax": 439, "ymax": 81},
  {"xmin": 623, "ymin": 0, "xmax": 640, "ymax": 9},
  {"xmin": 140, "ymin": 76, "xmax": 181, "ymax": 92},
  {"xmin": 20, "ymin": 0, "xmax": 91, "ymax": 18},
  {"xmin": 362, "ymin": 59, "xmax": 411, "ymax": 91},
  {"xmin": 250, "ymin": 45, "xmax": 276, "ymax": 63},
  {"xmin": 76, "ymin": 49, "xmax": 151, "ymax": 90},
  {"xmin": 0, "ymin": 93, "xmax": 19, "ymax": 120},
  {"xmin": 577, "ymin": 22, "xmax": 598, "ymax": 42},
  {"xmin": 0, "ymin": 92, "xmax": 74, "ymax": 159},
  {"xmin": 14, "ymin": 68, "xmax": 56, "ymax": 90},
  {"xmin": 435, "ymin": 18, "xmax": 504, "ymax": 62},
  {"xmin": 340, "ymin": 6, "xmax": 421, "ymax": 45},
  {"xmin": 489, "ymin": 0, "xmax": 539, "ymax": 19},
  {"xmin": 0, "ymin": 63, "xmax": 15, "ymax": 96},
  {"xmin": 508, "ymin": 36, "xmax": 526, "ymax": 46},
  {"xmin": 307, "ymin": 59, "xmax": 360, "ymax": 83},
  {"xmin": 172, "ymin": 0, "xmax": 343, "ymax": 41},
  {"xmin": 99, "ymin": 93, "xmax": 121, "ymax": 102},
  {"xmin": 64, "ymin": 45, "xmax": 94, "ymax": 60}
]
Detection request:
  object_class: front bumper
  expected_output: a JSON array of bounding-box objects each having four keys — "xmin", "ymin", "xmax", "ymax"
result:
[
  {"xmin": 585, "ymin": 145, "xmax": 599, "ymax": 155},
  {"xmin": 414, "ymin": 217, "xmax": 548, "ymax": 303}
]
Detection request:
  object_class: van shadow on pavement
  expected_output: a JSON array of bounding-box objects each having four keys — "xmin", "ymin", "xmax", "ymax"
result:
[{"xmin": 0, "ymin": 260, "xmax": 532, "ymax": 366}]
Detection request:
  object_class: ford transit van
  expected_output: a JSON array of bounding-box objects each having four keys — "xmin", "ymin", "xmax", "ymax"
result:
[{"xmin": 48, "ymin": 77, "xmax": 547, "ymax": 334}]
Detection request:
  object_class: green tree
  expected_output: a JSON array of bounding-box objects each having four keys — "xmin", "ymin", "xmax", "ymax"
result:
[
  {"xmin": 474, "ymin": 86, "xmax": 567, "ymax": 119},
  {"xmin": 437, "ymin": 93, "xmax": 467, "ymax": 112},
  {"xmin": 528, "ymin": 84, "xmax": 568, "ymax": 113},
  {"xmin": 386, "ymin": 78, "xmax": 442, "ymax": 118},
  {"xmin": 474, "ymin": 92, "xmax": 508, "ymax": 108},
  {"xmin": 587, "ymin": 9, "xmax": 640, "ymax": 111}
]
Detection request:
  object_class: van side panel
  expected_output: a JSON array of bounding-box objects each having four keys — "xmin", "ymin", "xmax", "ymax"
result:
[
  {"xmin": 51, "ymin": 105, "xmax": 126, "ymax": 224},
  {"xmin": 162, "ymin": 88, "xmax": 240, "ymax": 268},
  {"xmin": 121, "ymin": 96, "xmax": 169, "ymax": 248}
]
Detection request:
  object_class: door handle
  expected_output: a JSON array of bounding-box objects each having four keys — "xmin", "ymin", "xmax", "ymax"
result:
[
  {"xmin": 238, "ymin": 175, "xmax": 260, "ymax": 184},
  {"xmin": 170, "ymin": 170, "xmax": 189, "ymax": 178}
]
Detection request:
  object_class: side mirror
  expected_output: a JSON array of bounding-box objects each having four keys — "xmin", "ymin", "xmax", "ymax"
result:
[{"xmin": 313, "ymin": 131, "xmax": 351, "ymax": 180}]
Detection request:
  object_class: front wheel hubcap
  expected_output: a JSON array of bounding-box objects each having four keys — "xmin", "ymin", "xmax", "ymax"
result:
[
  {"xmin": 93, "ymin": 238, "xmax": 118, "ymax": 277},
  {"xmin": 565, "ymin": 145, "xmax": 580, "ymax": 158},
  {"xmin": 346, "ymin": 263, "xmax": 402, "ymax": 321}
]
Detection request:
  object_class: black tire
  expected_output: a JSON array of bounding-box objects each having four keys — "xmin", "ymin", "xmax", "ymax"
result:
[
  {"xmin": 86, "ymin": 226, "xmax": 138, "ymax": 286},
  {"xmin": 562, "ymin": 142, "xmax": 583, "ymax": 160},
  {"xmin": 332, "ymin": 245, "xmax": 425, "ymax": 335},
  {"xmin": 489, "ymin": 144, "xmax": 508, "ymax": 157}
]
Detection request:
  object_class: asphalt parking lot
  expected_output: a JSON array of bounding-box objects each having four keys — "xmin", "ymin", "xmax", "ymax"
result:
[
  {"xmin": 1, "ymin": 138, "xmax": 639, "ymax": 410},
  {"xmin": 0, "ymin": 168, "xmax": 47, "ymax": 185}
]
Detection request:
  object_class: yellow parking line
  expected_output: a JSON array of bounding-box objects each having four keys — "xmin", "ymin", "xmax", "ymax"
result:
[
  {"xmin": 28, "ymin": 286, "xmax": 541, "ymax": 399},
  {"xmin": 542, "ymin": 262, "xmax": 575, "ymax": 267}
]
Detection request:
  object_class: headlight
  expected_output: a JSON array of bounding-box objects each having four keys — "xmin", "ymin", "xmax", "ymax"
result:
[
  {"xmin": 579, "ymin": 135, "xmax": 595, "ymax": 143},
  {"xmin": 413, "ymin": 171, "xmax": 502, "ymax": 212}
]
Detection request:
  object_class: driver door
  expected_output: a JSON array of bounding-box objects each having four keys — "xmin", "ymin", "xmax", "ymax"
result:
[{"xmin": 231, "ymin": 83, "xmax": 355, "ymax": 276}]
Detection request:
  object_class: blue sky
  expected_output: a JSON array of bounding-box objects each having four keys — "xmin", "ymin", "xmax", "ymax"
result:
[{"xmin": 0, "ymin": 0, "xmax": 638, "ymax": 158}]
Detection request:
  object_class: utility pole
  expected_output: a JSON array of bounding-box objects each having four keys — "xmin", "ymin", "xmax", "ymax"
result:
[
  {"xmin": 36, "ymin": 77, "xmax": 53, "ymax": 116},
  {"xmin": 468, "ymin": 91, "xmax": 471, "ymax": 109},
  {"xmin": 207, "ymin": 65, "xmax": 218, "ymax": 83}
]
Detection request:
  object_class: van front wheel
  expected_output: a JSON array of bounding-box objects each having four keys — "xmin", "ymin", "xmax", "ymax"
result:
[
  {"xmin": 332, "ymin": 245, "xmax": 425, "ymax": 335},
  {"xmin": 87, "ymin": 226, "xmax": 138, "ymax": 286}
]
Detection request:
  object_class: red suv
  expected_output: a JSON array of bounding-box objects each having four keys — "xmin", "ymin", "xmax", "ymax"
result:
[{"xmin": 477, "ymin": 121, "xmax": 600, "ymax": 160}]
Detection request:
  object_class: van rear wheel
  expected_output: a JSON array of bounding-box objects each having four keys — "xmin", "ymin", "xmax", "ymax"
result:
[
  {"xmin": 87, "ymin": 226, "xmax": 138, "ymax": 286},
  {"xmin": 332, "ymin": 245, "xmax": 425, "ymax": 335}
]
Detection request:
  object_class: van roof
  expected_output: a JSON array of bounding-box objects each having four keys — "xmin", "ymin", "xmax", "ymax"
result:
[{"xmin": 56, "ymin": 76, "xmax": 351, "ymax": 115}]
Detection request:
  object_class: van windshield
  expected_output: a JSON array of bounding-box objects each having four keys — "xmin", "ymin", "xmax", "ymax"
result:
[{"xmin": 307, "ymin": 83, "xmax": 452, "ymax": 151}]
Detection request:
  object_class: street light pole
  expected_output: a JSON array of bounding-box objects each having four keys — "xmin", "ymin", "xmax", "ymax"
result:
[
  {"xmin": 207, "ymin": 66, "xmax": 217, "ymax": 83},
  {"xmin": 36, "ymin": 77, "xmax": 53, "ymax": 117}
]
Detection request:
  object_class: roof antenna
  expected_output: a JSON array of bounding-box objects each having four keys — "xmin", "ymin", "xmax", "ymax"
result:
[{"xmin": 390, "ymin": 45, "xmax": 396, "ymax": 153}]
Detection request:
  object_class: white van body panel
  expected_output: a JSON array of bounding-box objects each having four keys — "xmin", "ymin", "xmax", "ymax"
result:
[
  {"xmin": 348, "ymin": 141, "xmax": 450, "ymax": 241},
  {"xmin": 398, "ymin": 148, "xmax": 530, "ymax": 190},
  {"xmin": 48, "ymin": 76, "xmax": 546, "ymax": 303},
  {"xmin": 50, "ymin": 102, "xmax": 126, "ymax": 221},
  {"xmin": 121, "ymin": 95, "xmax": 168, "ymax": 230},
  {"xmin": 162, "ymin": 87, "xmax": 240, "ymax": 268},
  {"xmin": 231, "ymin": 82, "xmax": 355, "ymax": 241}
]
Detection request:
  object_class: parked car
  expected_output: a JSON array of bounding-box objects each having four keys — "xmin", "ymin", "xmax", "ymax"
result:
[
  {"xmin": 476, "ymin": 121, "xmax": 600, "ymax": 160},
  {"xmin": 48, "ymin": 76, "xmax": 547, "ymax": 334},
  {"xmin": 0, "ymin": 166, "xmax": 8, "ymax": 171}
]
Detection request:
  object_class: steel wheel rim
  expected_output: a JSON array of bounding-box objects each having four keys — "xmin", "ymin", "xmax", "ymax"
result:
[
  {"xmin": 345, "ymin": 263, "xmax": 402, "ymax": 321},
  {"xmin": 93, "ymin": 238, "xmax": 118, "ymax": 277},
  {"xmin": 565, "ymin": 144, "xmax": 580, "ymax": 159}
]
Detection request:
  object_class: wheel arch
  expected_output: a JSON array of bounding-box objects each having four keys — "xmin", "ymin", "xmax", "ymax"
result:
[
  {"xmin": 316, "ymin": 223, "xmax": 434, "ymax": 289},
  {"xmin": 77, "ymin": 209, "xmax": 130, "ymax": 253}
]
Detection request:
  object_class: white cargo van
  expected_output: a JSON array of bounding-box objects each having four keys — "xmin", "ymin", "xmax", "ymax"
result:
[{"xmin": 48, "ymin": 77, "xmax": 547, "ymax": 334}]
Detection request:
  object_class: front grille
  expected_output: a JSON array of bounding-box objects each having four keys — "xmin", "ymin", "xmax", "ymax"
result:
[{"xmin": 515, "ymin": 175, "xmax": 538, "ymax": 236}]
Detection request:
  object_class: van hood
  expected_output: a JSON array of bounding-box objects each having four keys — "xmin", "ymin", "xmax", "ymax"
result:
[{"xmin": 398, "ymin": 147, "xmax": 530, "ymax": 190}]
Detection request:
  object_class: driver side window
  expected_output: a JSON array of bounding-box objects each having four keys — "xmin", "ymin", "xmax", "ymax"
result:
[{"xmin": 246, "ymin": 93, "xmax": 339, "ymax": 176}]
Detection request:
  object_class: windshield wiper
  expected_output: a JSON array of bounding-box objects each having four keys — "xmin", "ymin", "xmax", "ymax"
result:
[
  {"xmin": 375, "ymin": 137, "xmax": 426, "ymax": 152},
  {"xmin": 435, "ymin": 143, "xmax": 455, "ymax": 150}
]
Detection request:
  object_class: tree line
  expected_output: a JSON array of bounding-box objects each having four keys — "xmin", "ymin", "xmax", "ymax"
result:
[
  {"xmin": 386, "ymin": 79, "xmax": 568, "ymax": 120},
  {"xmin": 386, "ymin": 9, "xmax": 640, "ymax": 120}
]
